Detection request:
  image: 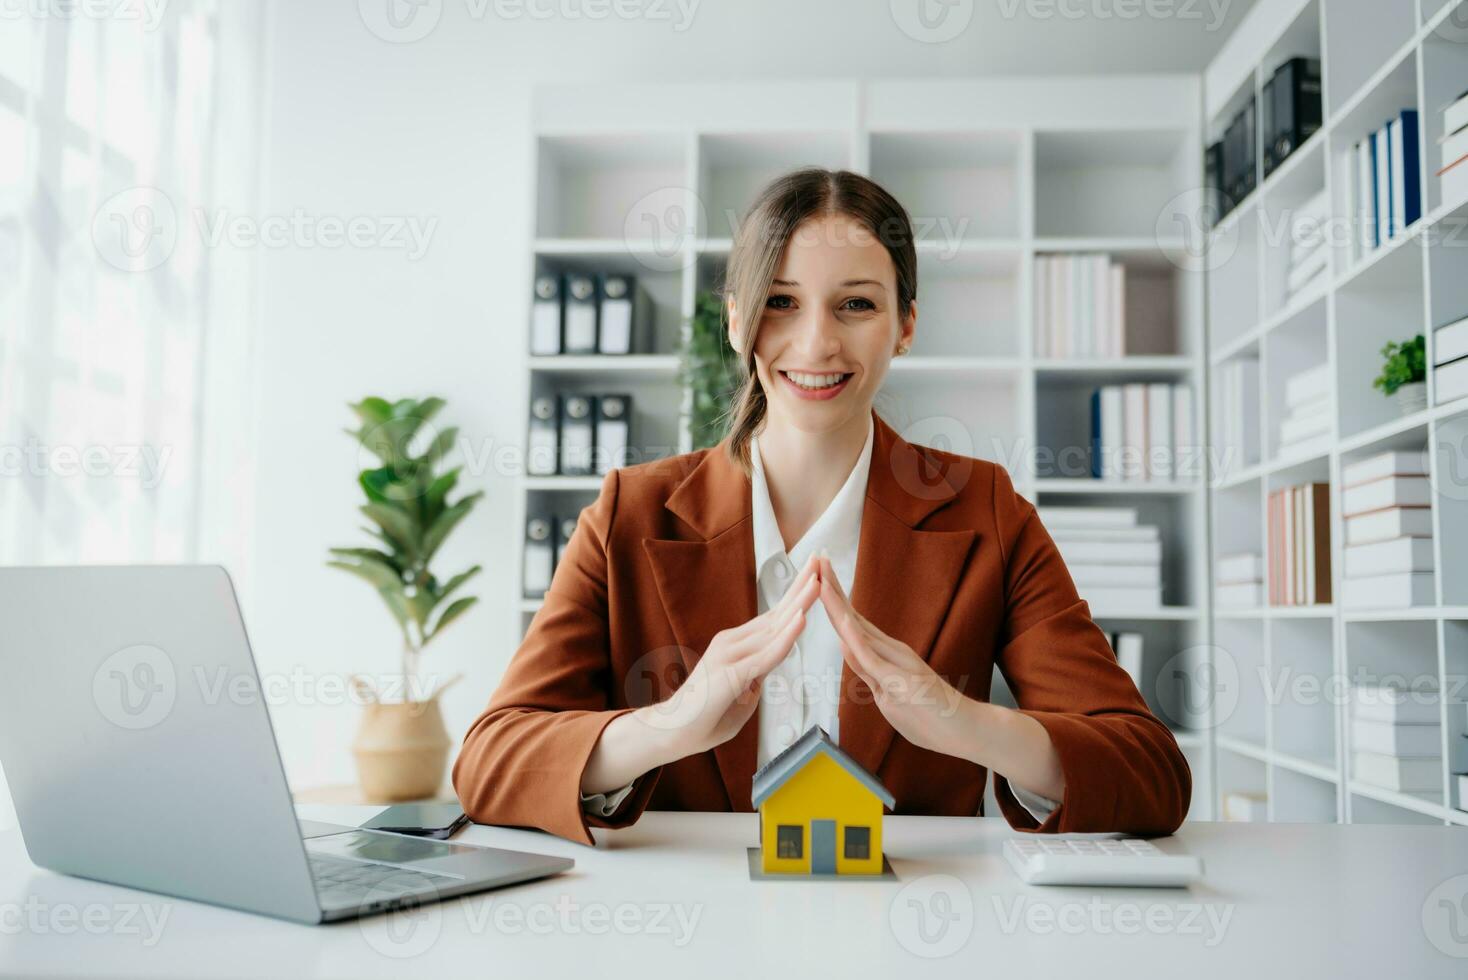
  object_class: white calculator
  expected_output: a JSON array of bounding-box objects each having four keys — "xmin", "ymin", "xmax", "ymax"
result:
[{"xmin": 1003, "ymin": 836, "xmax": 1203, "ymax": 887}]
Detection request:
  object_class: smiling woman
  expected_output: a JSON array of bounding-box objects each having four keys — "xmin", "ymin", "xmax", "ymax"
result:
[{"xmin": 453, "ymin": 168, "xmax": 1192, "ymax": 846}]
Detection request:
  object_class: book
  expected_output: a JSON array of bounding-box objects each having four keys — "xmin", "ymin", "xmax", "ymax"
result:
[
  {"xmin": 1344, "ymin": 535, "xmax": 1435, "ymax": 577},
  {"xmin": 1111, "ymin": 631, "xmax": 1144, "ymax": 689},
  {"xmin": 1279, "ymin": 401, "xmax": 1333, "ymax": 446},
  {"xmin": 1434, "ymin": 314, "xmax": 1468, "ymax": 366},
  {"xmin": 1172, "ymin": 385, "xmax": 1193, "ymax": 479},
  {"xmin": 1345, "ymin": 505, "xmax": 1433, "ymax": 545},
  {"xmin": 1216, "ymin": 357, "xmax": 1259, "ymax": 474},
  {"xmin": 1351, "ymin": 718, "xmax": 1442, "ymax": 758},
  {"xmin": 1342, "ymin": 448, "xmax": 1430, "ymax": 486},
  {"xmin": 1441, "ymin": 123, "xmax": 1468, "ymax": 171},
  {"xmin": 1374, "ymin": 124, "xmax": 1392, "ymax": 247},
  {"xmin": 1436, "ymin": 352, "xmax": 1468, "ymax": 405},
  {"xmin": 1353, "ymin": 750, "xmax": 1442, "ymax": 793},
  {"xmin": 1444, "ymin": 89, "xmax": 1468, "ymax": 140},
  {"xmin": 1055, "ymin": 540, "xmax": 1162, "ymax": 566},
  {"xmin": 1223, "ymin": 791, "xmax": 1268, "ymax": 822},
  {"xmin": 1268, "ymin": 483, "xmax": 1330, "ymax": 605},
  {"xmin": 1459, "ymin": 773, "xmax": 1468, "ymax": 813},
  {"xmin": 1286, "ymin": 240, "xmax": 1330, "ymax": 295},
  {"xmin": 1037, "ymin": 506, "xmax": 1138, "ymax": 528},
  {"xmin": 1341, "ymin": 570, "xmax": 1434, "ymax": 609},
  {"xmin": 1341, "ymin": 475, "xmax": 1431, "ymax": 516},
  {"xmin": 1357, "ymin": 138, "xmax": 1376, "ymax": 255},
  {"xmin": 1216, "ymin": 552, "xmax": 1264, "ymax": 583},
  {"xmin": 1147, "ymin": 382, "xmax": 1172, "ymax": 479},
  {"xmin": 1216, "ymin": 581, "xmax": 1263, "ymax": 608},
  {"xmin": 1041, "ymin": 525, "xmax": 1158, "ymax": 542},
  {"xmin": 1442, "ymin": 153, "xmax": 1468, "ymax": 211},
  {"xmin": 1122, "ymin": 384, "xmax": 1148, "ymax": 481},
  {"xmin": 1389, "ymin": 110, "xmax": 1422, "ymax": 239},
  {"xmin": 1069, "ymin": 564, "xmax": 1162, "ymax": 587},
  {"xmin": 1101, "ymin": 385, "xmax": 1124, "ymax": 479},
  {"xmin": 1285, "ymin": 363, "xmax": 1331, "ymax": 408},
  {"xmin": 1352, "ymin": 684, "xmax": 1441, "ymax": 724},
  {"xmin": 1077, "ymin": 586, "xmax": 1163, "ymax": 610}
]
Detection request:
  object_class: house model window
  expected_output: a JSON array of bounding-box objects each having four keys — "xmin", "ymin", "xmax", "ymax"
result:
[{"xmin": 750, "ymin": 724, "xmax": 895, "ymax": 877}]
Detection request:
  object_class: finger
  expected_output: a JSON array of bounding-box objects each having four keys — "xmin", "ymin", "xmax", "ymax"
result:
[
  {"xmin": 745, "ymin": 608, "xmax": 805, "ymax": 680},
  {"xmin": 770, "ymin": 552, "xmax": 822, "ymax": 618},
  {"xmin": 822, "ymin": 578, "xmax": 886, "ymax": 673}
]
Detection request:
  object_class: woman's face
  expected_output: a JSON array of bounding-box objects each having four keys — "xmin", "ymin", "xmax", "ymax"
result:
[{"xmin": 735, "ymin": 212, "xmax": 916, "ymax": 440}]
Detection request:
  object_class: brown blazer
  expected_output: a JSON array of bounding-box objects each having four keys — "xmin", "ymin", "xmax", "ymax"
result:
[{"xmin": 454, "ymin": 411, "xmax": 1191, "ymax": 845}]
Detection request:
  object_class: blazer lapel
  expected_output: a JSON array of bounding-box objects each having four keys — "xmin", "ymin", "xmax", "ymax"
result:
[
  {"xmin": 838, "ymin": 413, "xmax": 978, "ymax": 784},
  {"xmin": 642, "ymin": 445, "xmax": 760, "ymax": 810}
]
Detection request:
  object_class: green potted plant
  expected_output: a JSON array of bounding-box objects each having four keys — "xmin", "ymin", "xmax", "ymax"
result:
[
  {"xmin": 1372, "ymin": 335, "xmax": 1427, "ymax": 416},
  {"xmin": 680, "ymin": 290, "xmax": 742, "ymax": 449},
  {"xmin": 328, "ymin": 396, "xmax": 482, "ymax": 801}
]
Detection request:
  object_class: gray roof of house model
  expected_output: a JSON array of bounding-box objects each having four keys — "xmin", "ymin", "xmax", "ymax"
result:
[{"xmin": 750, "ymin": 724, "xmax": 895, "ymax": 809}]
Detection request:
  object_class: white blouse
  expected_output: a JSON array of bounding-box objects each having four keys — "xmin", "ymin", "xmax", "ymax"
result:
[{"xmin": 582, "ymin": 417, "xmax": 1057, "ymax": 821}]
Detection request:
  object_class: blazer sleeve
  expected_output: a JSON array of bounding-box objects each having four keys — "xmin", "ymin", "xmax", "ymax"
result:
[
  {"xmin": 452, "ymin": 469, "xmax": 662, "ymax": 845},
  {"xmin": 986, "ymin": 465, "xmax": 1192, "ymax": 836}
]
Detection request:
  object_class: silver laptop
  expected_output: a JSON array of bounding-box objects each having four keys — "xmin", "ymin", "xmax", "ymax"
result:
[{"xmin": 0, "ymin": 564, "xmax": 573, "ymax": 924}]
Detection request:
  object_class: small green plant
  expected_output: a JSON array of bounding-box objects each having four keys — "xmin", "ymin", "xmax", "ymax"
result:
[
  {"xmin": 680, "ymin": 289, "xmax": 743, "ymax": 449},
  {"xmin": 328, "ymin": 397, "xmax": 482, "ymax": 693},
  {"xmin": 1372, "ymin": 335, "xmax": 1426, "ymax": 396}
]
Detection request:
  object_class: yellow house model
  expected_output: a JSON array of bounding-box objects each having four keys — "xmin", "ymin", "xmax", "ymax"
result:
[{"xmin": 750, "ymin": 725, "xmax": 895, "ymax": 876}]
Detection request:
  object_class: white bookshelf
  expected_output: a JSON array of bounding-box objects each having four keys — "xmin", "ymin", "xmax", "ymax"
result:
[
  {"xmin": 521, "ymin": 77, "xmax": 1212, "ymax": 817},
  {"xmin": 1204, "ymin": 0, "xmax": 1468, "ymax": 826}
]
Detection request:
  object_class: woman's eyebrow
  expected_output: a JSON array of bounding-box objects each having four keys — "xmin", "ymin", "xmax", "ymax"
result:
[{"xmin": 842, "ymin": 278, "xmax": 883, "ymax": 287}]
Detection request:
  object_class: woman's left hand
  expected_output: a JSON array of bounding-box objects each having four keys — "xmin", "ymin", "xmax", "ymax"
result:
[{"xmin": 816, "ymin": 554, "xmax": 975, "ymax": 760}]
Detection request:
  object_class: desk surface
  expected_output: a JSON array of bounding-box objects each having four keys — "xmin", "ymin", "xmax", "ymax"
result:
[{"xmin": 1, "ymin": 806, "xmax": 1465, "ymax": 979}]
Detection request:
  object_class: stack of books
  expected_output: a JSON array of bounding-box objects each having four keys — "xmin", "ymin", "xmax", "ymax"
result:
[
  {"xmin": 1433, "ymin": 313, "xmax": 1468, "ymax": 407},
  {"xmin": 1214, "ymin": 356, "xmax": 1260, "ymax": 477},
  {"xmin": 1276, "ymin": 363, "xmax": 1332, "ymax": 452},
  {"xmin": 1222, "ymin": 791, "xmax": 1268, "ymax": 822},
  {"xmin": 1034, "ymin": 254, "xmax": 1126, "ymax": 358},
  {"xmin": 1437, "ymin": 88, "xmax": 1468, "ymax": 211},
  {"xmin": 1347, "ymin": 109, "xmax": 1422, "ymax": 261},
  {"xmin": 1284, "ymin": 189, "xmax": 1330, "ymax": 300},
  {"xmin": 1037, "ymin": 506, "xmax": 1163, "ymax": 610},
  {"xmin": 1351, "ymin": 684, "xmax": 1442, "ymax": 798},
  {"xmin": 1215, "ymin": 552, "xmax": 1264, "ymax": 609},
  {"xmin": 1088, "ymin": 383, "xmax": 1193, "ymax": 481},
  {"xmin": 1105, "ymin": 631, "xmax": 1145, "ymax": 692},
  {"xmin": 1340, "ymin": 450, "xmax": 1434, "ymax": 609},
  {"xmin": 1267, "ymin": 482, "xmax": 1331, "ymax": 606}
]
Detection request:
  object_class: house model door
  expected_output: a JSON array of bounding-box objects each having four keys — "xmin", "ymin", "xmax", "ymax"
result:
[{"xmin": 811, "ymin": 819, "xmax": 836, "ymax": 874}]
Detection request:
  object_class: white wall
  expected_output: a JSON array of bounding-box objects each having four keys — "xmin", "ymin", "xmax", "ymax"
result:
[{"xmin": 249, "ymin": 0, "xmax": 1253, "ymax": 788}]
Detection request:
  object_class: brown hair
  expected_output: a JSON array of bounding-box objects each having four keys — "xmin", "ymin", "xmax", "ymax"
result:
[{"xmin": 721, "ymin": 168, "xmax": 918, "ymax": 473}]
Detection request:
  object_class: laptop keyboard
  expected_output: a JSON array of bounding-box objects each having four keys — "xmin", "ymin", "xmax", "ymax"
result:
[{"xmin": 309, "ymin": 855, "xmax": 449, "ymax": 907}]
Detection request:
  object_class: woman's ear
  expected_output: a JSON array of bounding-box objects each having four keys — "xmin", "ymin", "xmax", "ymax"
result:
[
  {"xmin": 896, "ymin": 299, "xmax": 917, "ymax": 355},
  {"xmin": 726, "ymin": 296, "xmax": 741, "ymax": 354}
]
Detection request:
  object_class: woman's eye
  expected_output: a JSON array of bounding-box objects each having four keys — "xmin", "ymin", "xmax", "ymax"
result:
[
  {"xmin": 842, "ymin": 297, "xmax": 876, "ymax": 312},
  {"xmin": 766, "ymin": 294, "xmax": 795, "ymax": 310}
]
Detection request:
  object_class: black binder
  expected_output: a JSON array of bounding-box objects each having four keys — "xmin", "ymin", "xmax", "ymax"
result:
[
  {"xmin": 1264, "ymin": 57, "xmax": 1322, "ymax": 177},
  {"xmin": 558, "ymin": 394, "xmax": 595, "ymax": 476},
  {"xmin": 597, "ymin": 274, "xmax": 652, "ymax": 355},
  {"xmin": 526, "ymin": 396, "xmax": 559, "ymax": 476},
  {"xmin": 530, "ymin": 274, "xmax": 563, "ymax": 355},
  {"xmin": 594, "ymin": 394, "xmax": 631, "ymax": 475},
  {"xmin": 523, "ymin": 516, "xmax": 554, "ymax": 598},
  {"xmin": 563, "ymin": 275, "xmax": 599, "ymax": 354}
]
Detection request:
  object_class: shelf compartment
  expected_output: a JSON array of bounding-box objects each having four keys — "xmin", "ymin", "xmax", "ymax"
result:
[
  {"xmin": 1033, "ymin": 128, "xmax": 1191, "ymax": 240},
  {"xmin": 1261, "ymin": 294, "xmax": 1331, "ymax": 461},
  {"xmin": 1269, "ymin": 615, "xmax": 1337, "ymax": 766},
  {"xmin": 1215, "ymin": 618, "xmax": 1268, "ymax": 745},
  {"xmin": 1259, "ymin": 136, "xmax": 1329, "ymax": 320},
  {"xmin": 1322, "ymin": 0, "xmax": 1418, "ymax": 132},
  {"xmin": 1435, "ymin": 414, "xmax": 1468, "ymax": 605},
  {"xmin": 696, "ymin": 132, "xmax": 851, "ymax": 240},
  {"xmin": 1206, "ymin": 204, "xmax": 1262, "ymax": 353},
  {"xmin": 869, "ymin": 131, "xmax": 1023, "ymax": 242},
  {"xmin": 873, "ymin": 373, "xmax": 1020, "ymax": 474},
  {"xmin": 1271, "ymin": 765, "xmax": 1339, "ymax": 822},
  {"xmin": 911, "ymin": 248, "xmax": 1020, "ymax": 358},
  {"xmin": 532, "ymin": 249, "xmax": 686, "ymax": 356},
  {"xmin": 535, "ymin": 133, "xmax": 689, "ymax": 241},
  {"xmin": 1333, "ymin": 238, "xmax": 1426, "ymax": 442}
]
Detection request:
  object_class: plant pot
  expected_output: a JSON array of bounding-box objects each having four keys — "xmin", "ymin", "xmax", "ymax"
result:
[
  {"xmin": 352, "ymin": 697, "xmax": 451, "ymax": 802},
  {"xmin": 1393, "ymin": 381, "xmax": 1427, "ymax": 416}
]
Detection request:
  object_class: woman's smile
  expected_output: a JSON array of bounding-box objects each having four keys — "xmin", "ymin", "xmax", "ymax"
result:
[{"xmin": 778, "ymin": 369, "xmax": 854, "ymax": 400}]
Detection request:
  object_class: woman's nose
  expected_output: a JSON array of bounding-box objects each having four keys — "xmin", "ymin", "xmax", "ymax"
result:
[{"xmin": 792, "ymin": 307, "xmax": 842, "ymax": 360}]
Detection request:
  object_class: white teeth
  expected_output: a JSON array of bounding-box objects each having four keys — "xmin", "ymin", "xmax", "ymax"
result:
[{"xmin": 785, "ymin": 371, "xmax": 848, "ymax": 389}]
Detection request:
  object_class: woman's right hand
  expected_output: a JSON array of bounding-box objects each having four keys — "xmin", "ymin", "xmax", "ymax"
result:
[
  {"xmin": 579, "ymin": 552, "xmax": 821, "ymax": 797},
  {"xmin": 652, "ymin": 551, "xmax": 822, "ymax": 754}
]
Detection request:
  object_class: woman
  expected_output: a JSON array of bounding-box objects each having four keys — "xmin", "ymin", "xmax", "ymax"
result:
[{"xmin": 454, "ymin": 168, "xmax": 1191, "ymax": 846}]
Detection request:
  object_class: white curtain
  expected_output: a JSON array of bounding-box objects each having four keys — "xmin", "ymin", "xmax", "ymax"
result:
[{"xmin": 0, "ymin": 2, "xmax": 266, "ymax": 830}]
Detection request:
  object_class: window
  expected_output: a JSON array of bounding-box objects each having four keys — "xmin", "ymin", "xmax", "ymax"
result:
[
  {"xmin": 776, "ymin": 824, "xmax": 802, "ymax": 859},
  {"xmin": 844, "ymin": 825, "xmax": 871, "ymax": 860}
]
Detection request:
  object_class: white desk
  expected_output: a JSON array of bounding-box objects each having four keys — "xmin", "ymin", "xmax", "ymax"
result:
[{"xmin": 1, "ymin": 806, "xmax": 1465, "ymax": 978}]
